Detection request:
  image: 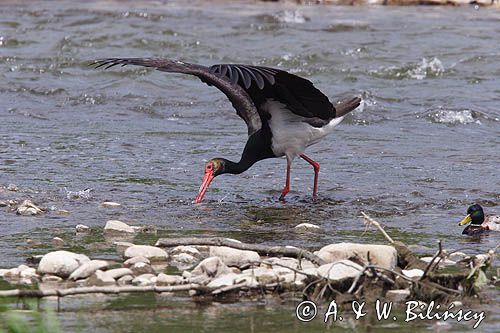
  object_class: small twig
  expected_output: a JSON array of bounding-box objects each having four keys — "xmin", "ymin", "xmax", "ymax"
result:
[
  {"xmin": 361, "ymin": 212, "xmax": 394, "ymax": 244},
  {"xmin": 421, "ymin": 240, "xmax": 443, "ymax": 281},
  {"xmin": 347, "ymin": 267, "xmax": 368, "ymax": 294}
]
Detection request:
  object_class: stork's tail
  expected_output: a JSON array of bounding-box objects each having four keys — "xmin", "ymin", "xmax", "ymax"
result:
[{"xmin": 335, "ymin": 97, "xmax": 361, "ymax": 118}]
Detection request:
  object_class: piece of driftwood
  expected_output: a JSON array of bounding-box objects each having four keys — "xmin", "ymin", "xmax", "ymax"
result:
[
  {"xmin": 361, "ymin": 211, "xmax": 394, "ymax": 244},
  {"xmin": 361, "ymin": 212, "xmax": 428, "ymax": 270},
  {"xmin": 0, "ymin": 284, "xmax": 202, "ymax": 298},
  {"xmin": 155, "ymin": 237, "xmax": 326, "ymax": 266}
]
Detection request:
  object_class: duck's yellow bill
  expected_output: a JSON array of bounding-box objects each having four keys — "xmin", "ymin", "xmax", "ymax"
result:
[{"xmin": 458, "ymin": 214, "xmax": 472, "ymax": 226}]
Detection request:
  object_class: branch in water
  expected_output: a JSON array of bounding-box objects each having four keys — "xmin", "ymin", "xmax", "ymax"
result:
[{"xmin": 155, "ymin": 237, "xmax": 326, "ymax": 266}]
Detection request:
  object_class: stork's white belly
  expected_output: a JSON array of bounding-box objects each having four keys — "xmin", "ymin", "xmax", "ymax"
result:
[{"xmin": 264, "ymin": 100, "xmax": 344, "ymax": 159}]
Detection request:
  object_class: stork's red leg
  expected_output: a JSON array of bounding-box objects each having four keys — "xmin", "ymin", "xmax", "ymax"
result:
[
  {"xmin": 279, "ymin": 158, "xmax": 291, "ymax": 201},
  {"xmin": 300, "ymin": 154, "xmax": 320, "ymax": 198}
]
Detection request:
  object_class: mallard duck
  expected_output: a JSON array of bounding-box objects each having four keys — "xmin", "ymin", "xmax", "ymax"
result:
[{"xmin": 458, "ymin": 204, "xmax": 500, "ymax": 235}]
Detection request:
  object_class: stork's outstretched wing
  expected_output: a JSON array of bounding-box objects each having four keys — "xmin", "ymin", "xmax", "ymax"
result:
[{"xmin": 92, "ymin": 58, "xmax": 263, "ymax": 135}]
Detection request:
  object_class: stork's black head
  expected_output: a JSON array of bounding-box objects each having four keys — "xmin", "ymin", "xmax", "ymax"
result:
[
  {"xmin": 458, "ymin": 204, "xmax": 485, "ymax": 226},
  {"xmin": 193, "ymin": 158, "xmax": 227, "ymax": 204}
]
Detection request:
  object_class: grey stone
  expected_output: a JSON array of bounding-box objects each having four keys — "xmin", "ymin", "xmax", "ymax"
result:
[
  {"xmin": 123, "ymin": 256, "xmax": 150, "ymax": 267},
  {"xmin": 206, "ymin": 273, "xmax": 240, "ymax": 288},
  {"xmin": 421, "ymin": 257, "xmax": 456, "ymax": 266},
  {"xmin": 191, "ymin": 257, "xmax": 231, "ymax": 278},
  {"xmin": 51, "ymin": 237, "xmax": 65, "ymax": 248},
  {"xmin": 16, "ymin": 200, "xmax": 44, "ymax": 216},
  {"xmin": 124, "ymin": 245, "xmax": 168, "ymax": 261},
  {"xmin": 294, "ymin": 223, "xmax": 322, "ymax": 232},
  {"xmin": 169, "ymin": 246, "xmax": 201, "ymax": 257},
  {"xmin": 104, "ymin": 220, "xmax": 137, "ymax": 235},
  {"xmin": 75, "ymin": 224, "xmax": 90, "ymax": 233},
  {"xmin": 41, "ymin": 275, "xmax": 63, "ymax": 283},
  {"xmin": 37, "ymin": 251, "xmax": 90, "ymax": 278},
  {"xmin": 316, "ymin": 243, "xmax": 397, "ymax": 270},
  {"xmin": 117, "ymin": 275, "xmax": 134, "ymax": 286},
  {"xmin": 130, "ymin": 262, "xmax": 154, "ymax": 276},
  {"xmin": 209, "ymin": 246, "xmax": 260, "ymax": 267},
  {"xmin": 156, "ymin": 273, "xmax": 182, "ymax": 286},
  {"xmin": 243, "ymin": 267, "xmax": 279, "ymax": 285},
  {"xmin": 402, "ymin": 269, "xmax": 424, "ymax": 278},
  {"xmin": 132, "ymin": 274, "xmax": 156, "ymax": 286},
  {"xmin": 69, "ymin": 260, "xmax": 109, "ymax": 280},
  {"xmin": 87, "ymin": 270, "xmax": 115, "ymax": 286},
  {"xmin": 317, "ymin": 260, "xmax": 363, "ymax": 280},
  {"xmin": 106, "ymin": 268, "xmax": 133, "ymax": 280},
  {"xmin": 100, "ymin": 201, "xmax": 121, "ymax": 208}
]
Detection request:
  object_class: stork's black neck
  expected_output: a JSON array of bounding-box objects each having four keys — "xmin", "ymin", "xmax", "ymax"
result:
[
  {"xmin": 222, "ymin": 157, "xmax": 255, "ymax": 175},
  {"xmin": 220, "ymin": 127, "xmax": 275, "ymax": 175}
]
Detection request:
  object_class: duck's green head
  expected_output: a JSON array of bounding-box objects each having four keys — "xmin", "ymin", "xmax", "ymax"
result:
[{"xmin": 458, "ymin": 204, "xmax": 485, "ymax": 226}]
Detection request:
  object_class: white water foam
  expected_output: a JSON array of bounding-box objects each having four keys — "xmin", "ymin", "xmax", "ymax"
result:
[
  {"xmin": 408, "ymin": 57, "xmax": 444, "ymax": 80},
  {"xmin": 273, "ymin": 10, "xmax": 308, "ymax": 24},
  {"xmin": 426, "ymin": 109, "xmax": 480, "ymax": 125}
]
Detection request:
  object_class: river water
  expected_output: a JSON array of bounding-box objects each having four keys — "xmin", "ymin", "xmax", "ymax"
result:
[{"xmin": 0, "ymin": 1, "xmax": 499, "ymax": 332}]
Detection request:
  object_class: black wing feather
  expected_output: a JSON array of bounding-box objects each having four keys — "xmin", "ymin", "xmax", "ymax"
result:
[
  {"xmin": 209, "ymin": 63, "xmax": 336, "ymax": 120},
  {"xmin": 92, "ymin": 58, "xmax": 350, "ymax": 133},
  {"xmin": 91, "ymin": 58, "xmax": 262, "ymax": 135}
]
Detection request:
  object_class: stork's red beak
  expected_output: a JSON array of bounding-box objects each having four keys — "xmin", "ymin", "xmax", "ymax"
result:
[{"xmin": 194, "ymin": 167, "xmax": 215, "ymax": 204}]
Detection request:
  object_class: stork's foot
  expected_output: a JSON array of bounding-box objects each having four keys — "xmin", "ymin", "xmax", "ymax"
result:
[{"xmin": 279, "ymin": 186, "xmax": 289, "ymax": 201}]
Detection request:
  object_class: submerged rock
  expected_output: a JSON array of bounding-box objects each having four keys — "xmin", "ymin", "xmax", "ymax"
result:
[
  {"xmin": 37, "ymin": 251, "xmax": 90, "ymax": 278},
  {"xmin": 104, "ymin": 220, "xmax": 139, "ymax": 235},
  {"xmin": 316, "ymin": 243, "xmax": 397, "ymax": 270},
  {"xmin": 69, "ymin": 260, "xmax": 109, "ymax": 280},
  {"xmin": 100, "ymin": 201, "xmax": 121, "ymax": 208},
  {"xmin": 209, "ymin": 246, "xmax": 260, "ymax": 267},
  {"xmin": 51, "ymin": 237, "xmax": 65, "ymax": 248},
  {"xmin": 294, "ymin": 223, "xmax": 322, "ymax": 233},
  {"xmin": 75, "ymin": 224, "xmax": 91, "ymax": 233},
  {"xmin": 7, "ymin": 184, "xmax": 18, "ymax": 191},
  {"xmin": 124, "ymin": 245, "xmax": 168, "ymax": 261},
  {"xmin": 317, "ymin": 260, "xmax": 363, "ymax": 280},
  {"xmin": 16, "ymin": 200, "xmax": 44, "ymax": 216}
]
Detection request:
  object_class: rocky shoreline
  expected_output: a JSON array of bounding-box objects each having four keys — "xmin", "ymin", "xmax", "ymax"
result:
[{"xmin": 0, "ymin": 201, "xmax": 497, "ymax": 311}]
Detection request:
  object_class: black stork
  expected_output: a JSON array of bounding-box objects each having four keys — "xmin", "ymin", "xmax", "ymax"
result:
[{"xmin": 92, "ymin": 58, "xmax": 361, "ymax": 203}]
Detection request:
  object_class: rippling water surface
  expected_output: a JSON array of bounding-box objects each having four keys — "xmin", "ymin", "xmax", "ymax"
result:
[{"xmin": 0, "ymin": 1, "xmax": 499, "ymax": 332}]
